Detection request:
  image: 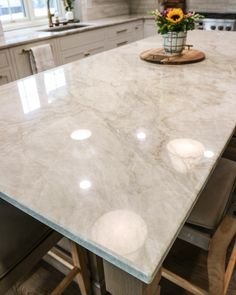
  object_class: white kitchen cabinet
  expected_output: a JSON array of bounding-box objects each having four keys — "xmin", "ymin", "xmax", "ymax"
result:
[
  {"xmin": 9, "ymin": 39, "xmax": 60, "ymax": 80},
  {"xmin": 58, "ymin": 28, "xmax": 106, "ymax": 64},
  {"xmin": 107, "ymin": 22, "xmax": 134, "ymax": 40},
  {"xmin": 0, "ymin": 49, "xmax": 15, "ymax": 85},
  {"xmin": 107, "ymin": 20, "xmax": 144, "ymax": 49},
  {"xmin": 143, "ymin": 19, "xmax": 156, "ymax": 37}
]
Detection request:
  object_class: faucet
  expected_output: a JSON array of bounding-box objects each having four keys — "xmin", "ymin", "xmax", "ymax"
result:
[{"xmin": 47, "ymin": 0, "xmax": 54, "ymax": 27}]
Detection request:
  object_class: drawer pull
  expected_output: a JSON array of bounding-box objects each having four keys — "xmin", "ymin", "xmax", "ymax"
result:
[
  {"xmin": 117, "ymin": 41, "xmax": 128, "ymax": 47},
  {"xmin": 0, "ymin": 75, "xmax": 6, "ymax": 79},
  {"xmin": 84, "ymin": 52, "xmax": 91, "ymax": 57},
  {"xmin": 135, "ymin": 26, "xmax": 139, "ymax": 30},
  {"xmin": 116, "ymin": 29, "xmax": 127, "ymax": 34}
]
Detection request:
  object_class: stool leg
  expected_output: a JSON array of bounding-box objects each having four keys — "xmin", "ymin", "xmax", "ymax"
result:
[
  {"xmin": 224, "ymin": 239, "xmax": 236, "ymax": 294},
  {"xmin": 87, "ymin": 253, "xmax": 108, "ymax": 295},
  {"xmin": 207, "ymin": 215, "xmax": 236, "ymax": 295},
  {"xmin": 71, "ymin": 241, "xmax": 92, "ymax": 295}
]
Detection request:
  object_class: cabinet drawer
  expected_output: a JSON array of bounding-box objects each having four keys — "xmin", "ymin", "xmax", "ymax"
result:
[
  {"xmin": 60, "ymin": 29, "xmax": 106, "ymax": 51},
  {"xmin": 0, "ymin": 69, "xmax": 13, "ymax": 85},
  {"xmin": 107, "ymin": 35, "xmax": 133, "ymax": 50},
  {"xmin": 0, "ymin": 50, "xmax": 11, "ymax": 69},
  {"xmin": 108, "ymin": 23, "xmax": 133, "ymax": 40},
  {"xmin": 61, "ymin": 41, "xmax": 106, "ymax": 64}
]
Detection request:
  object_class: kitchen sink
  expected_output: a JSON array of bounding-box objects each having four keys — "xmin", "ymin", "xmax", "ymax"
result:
[{"xmin": 40, "ymin": 23, "xmax": 91, "ymax": 32}]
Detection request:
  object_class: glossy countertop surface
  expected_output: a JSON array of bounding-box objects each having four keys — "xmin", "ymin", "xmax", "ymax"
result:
[
  {"xmin": 0, "ymin": 31, "xmax": 236, "ymax": 283},
  {"xmin": 0, "ymin": 14, "xmax": 151, "ymax": 49}
]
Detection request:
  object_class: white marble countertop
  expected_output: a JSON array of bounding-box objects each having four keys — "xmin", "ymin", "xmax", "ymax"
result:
[
  {"xmin": 0, "ymin": 14, "xmax": 152, "ymax": 49},
  {"xmin": 0, "ymin": 30, "xmax": 236, "ymax": 284}
]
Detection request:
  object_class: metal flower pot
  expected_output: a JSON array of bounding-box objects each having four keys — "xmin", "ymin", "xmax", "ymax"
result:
[{"xmin": 163, "ymin": 31, "xmax": 187, "ymax": 56}]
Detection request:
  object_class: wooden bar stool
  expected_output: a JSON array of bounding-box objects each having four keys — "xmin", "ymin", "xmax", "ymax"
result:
[
  {"xmin": 162, "ymin": 158, "xmax": 236, "ymax": 295},
  {"xmin": 0, "ymin": 198, "xmax": 91, "ymax": 295}
]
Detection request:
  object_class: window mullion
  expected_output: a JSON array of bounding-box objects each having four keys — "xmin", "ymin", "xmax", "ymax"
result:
[
  {"xmin": 25, "ymin": 0, "xmax": 35, "ymax": 21},
  {"xmin": 57, "ymin": 0, "xmax": 65, "ymax": 17}
]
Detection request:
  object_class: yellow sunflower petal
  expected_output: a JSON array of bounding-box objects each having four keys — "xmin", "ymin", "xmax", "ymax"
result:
[{"xmin": 166, "ymin": 8, "xmax": 184, "ymax": 23}]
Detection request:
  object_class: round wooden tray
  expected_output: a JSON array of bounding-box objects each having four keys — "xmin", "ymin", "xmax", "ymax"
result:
[{"xmin": 140, "ymin": 48, "xmax": 205, "ymax": 65}]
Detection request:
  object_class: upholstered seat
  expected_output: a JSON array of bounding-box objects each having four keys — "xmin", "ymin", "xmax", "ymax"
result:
[
  {"xmin": 0, "ymin": 199, "xmax": 52, "ymax": 280},
  {"xmin": 187, "ymin": 158, "xmax": 236, "ymax": 230},
  {"xmin": 223, "ymin": 136, "xmax": 236, "ymax": 162}
]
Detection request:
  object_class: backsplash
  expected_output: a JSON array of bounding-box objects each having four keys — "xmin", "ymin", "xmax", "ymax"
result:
[
  {"xmin": 129, "ymin": 0, "xmax": 236, "ymax": 14},
  {"xmin": 79, "ymin": 0, "xmax": 129, "ymax": 20},
  {"xmin": 187, "ymin": 0, "xmax": 236, "ymax": 13},
  {"xmin": 129, "ymin": 0, "xmax": 157, "ymax": 14},
  {"xmin": 77, "ymin": 0, "xmax": 236, "ymax": 21}
]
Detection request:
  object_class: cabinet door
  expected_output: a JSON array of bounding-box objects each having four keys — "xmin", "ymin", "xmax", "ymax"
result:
[
  {"xmin": 0, "ymin": 69, "xmax": 14, "ymax": 85},
  {"xmin": 10, "ymin": 39, "xmax": 59, "ymax": 80},
  {"xmin": 132, "ymin": 22, "xmax": 144, "ymax": 41},
  {"xmin": 0, "ymin": 50, "xmax": 11, "ymax": 69}
]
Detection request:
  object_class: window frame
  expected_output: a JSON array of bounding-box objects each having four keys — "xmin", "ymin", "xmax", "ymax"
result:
[{"xmin": 0, "ymin": 0, "xmax": 65, "ymax": 31}]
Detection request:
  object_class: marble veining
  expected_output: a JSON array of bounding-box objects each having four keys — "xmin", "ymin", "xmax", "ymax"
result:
[{"xmin": 0, "ymin": 31, "xmax": 236, "ymax": 283}]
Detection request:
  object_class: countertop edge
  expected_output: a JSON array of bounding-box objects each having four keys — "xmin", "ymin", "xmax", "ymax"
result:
[{"xmin": 0, "ymin": 190, "xmax": 154, "ymax": 284}]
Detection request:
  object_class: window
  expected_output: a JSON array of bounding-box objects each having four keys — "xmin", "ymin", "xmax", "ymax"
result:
[
  {"xmin": 32, "ymin": 0, "xmax": 57, "ymax": 17},
  {"xmin": 0, "ymin": 0, "xmax": 64, "ymax": 29},
  {"xmin": 0, "ymin": 0, "xmax": 26, "ymax": 22}
]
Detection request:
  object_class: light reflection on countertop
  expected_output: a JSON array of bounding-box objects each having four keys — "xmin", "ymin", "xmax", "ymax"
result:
[
  {"xmin": 79, "ymin": 179, "xmax": 92, "ymax": 190},
  {"xmin": 18, "ymin": 77, "xmax": 41, "ymax": 114},
  {"xmin": 167, "ymin": 138, "xmax": 205, "ymax": 173},
  {"xmin": 70, "ymin": 129, "xmax": 92, "ymax": 140},
  {"xmin": 44, "ymin": 68, "xmax": 66, "ymax": 95},
  {"xmin": 91, "ymin": 210, "xmax": 148, "ymax": 259},
  {"xmin": 17, "ymin": 68, "xmax": 66, "ymax": 114}
]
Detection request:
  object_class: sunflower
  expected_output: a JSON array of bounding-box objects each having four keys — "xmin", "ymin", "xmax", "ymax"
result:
[{"xmin": 166, "ymin": 8, "xmax": 184, "ymax": 23}]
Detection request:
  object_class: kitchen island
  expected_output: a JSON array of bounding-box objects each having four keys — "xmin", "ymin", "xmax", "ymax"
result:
[{"xmin": 0, "ymin": 30, "xmax": 236, "ymax": 294}]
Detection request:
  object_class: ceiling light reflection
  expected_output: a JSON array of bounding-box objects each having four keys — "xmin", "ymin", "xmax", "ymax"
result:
[
  {"xmin": 136, "ymin": 132, "xmax": 146, "ymax": 141},
  {"xmin": 70, "ymin": 129, "xmax": 92, "ymax": 141},
  {"xmin": 204, "ymin": 150, "xmax": 215, "ymax": 158},
  {"xmin": 79, "ymin": 180, "xmax": 92, "ymax": 190}
]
